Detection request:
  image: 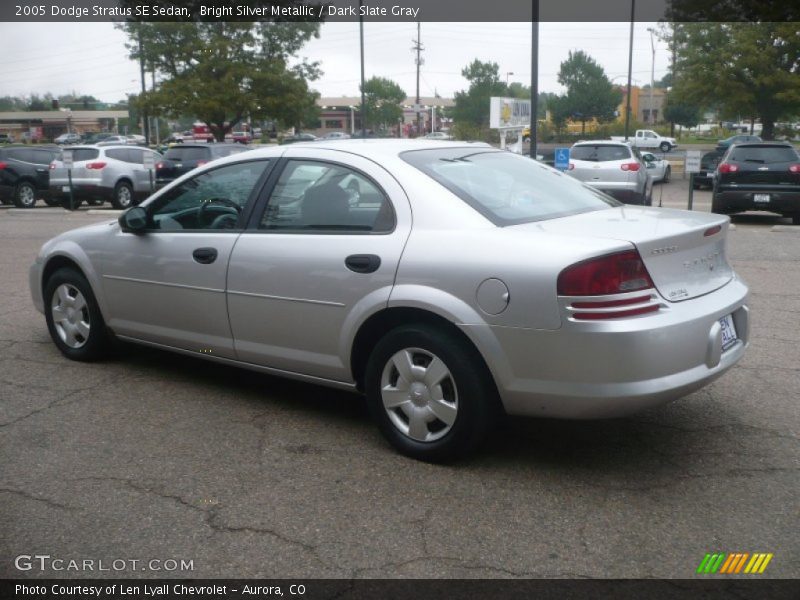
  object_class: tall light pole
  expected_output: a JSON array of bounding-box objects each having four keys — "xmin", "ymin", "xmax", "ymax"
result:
[
  {"xmin": 359, "ymin": 0, "xmax": 366, "ymax": 138},
  {"xmin": 506, "ymin": 71, "xmax": 514, "ymax": 86},
  {"xmin": 623, "ymin": 0, "xmax": 635, "ymax": 141},
  {"xmin": 529, "ymin": 0, "xmax": 539, "ymax": 159},
  {"xmin": 647, "ymin": 27, "xmax": 656, "ymax": 125}
]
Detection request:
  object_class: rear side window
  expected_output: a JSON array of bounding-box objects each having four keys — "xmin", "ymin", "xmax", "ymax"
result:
[
  {"xmin": 164, "ymin": 147, "xmax": 210, "ymax": 162},
  {"xmin": 571, "ymin": 145, "xmax": 632, "ymax": 162},
  {"xmin": 729, "ymin": 145, "xmax": 799, "ymax": 164},
  {"xmin": 105, "ymin": 148, "xmax": 130, "ymax": 162},
  {"xmin": 211, "ymin": 146, "xmax": 248, "ymax": 158},
  {"xmin": 6, "ymin": 149, "xmax": 31, "ymax": 162},
  {"xmin": 402, "ymin": 148, "xmax": 619, "ymax": 226}
]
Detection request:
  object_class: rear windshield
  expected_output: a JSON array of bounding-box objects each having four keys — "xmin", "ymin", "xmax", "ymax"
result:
[
  {"xmin": 401, "ymin": 148, "xmax": 620, "ymax": 226},
  {"xmin": 570, "ymin": 145, "xmax": 633, "ymax": 162},
  {"xmin": 729, "ymin": 145, "xmax": 799, "ymax": 164},
  {"xmin": 164, "ymin": 147, "xmax": 210, "ymax": 162},
  {"xmin": 59, "ymin": 148, "xmax": 99, "ymax": 162}
]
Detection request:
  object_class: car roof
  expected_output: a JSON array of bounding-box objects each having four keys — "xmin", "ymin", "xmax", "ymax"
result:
[
  {"xmin": 730, "ymin": 141, "xmax": 794, "ymax": 148},
  {"xmin": 572, "ymin": 140, "xmax": 631, "ymax": 147}
]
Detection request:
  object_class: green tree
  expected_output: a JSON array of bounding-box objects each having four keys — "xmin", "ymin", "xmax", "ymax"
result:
[
  {"xmin": 663, "ymin": 94, "xmax": 702, "ymax": 130},
  {"xmin": 669, "ymin": 22, "xmax": 800, "ymax": 139},
  {"xmin": 452, "ymin": 60, "xmax": 507, "ymax": 128},
  {"xmin": 121, "ymin": 22, "xmax": 321, "ymax": 141},
  {"xmin": 358, "ymin": 77, "xmax": 405, "ymax": 132},
  {"xmin": 555, "ymin": 51, "xmax": 622, "ymax": 134}
]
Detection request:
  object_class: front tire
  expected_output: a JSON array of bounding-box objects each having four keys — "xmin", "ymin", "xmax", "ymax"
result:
[
  {"xmin": 111, "ymin": 181, "xmax": 134, "ymax": 209},
  {"xmin": 659, "ymin": 142, "xmax": 671, "ymax": 153},
  {"xmin": 365, "ymin": 324, "xmax": 498, "ymax": 462},
  {"xmin": 711, "ymin": 192, "xmax": 728, "ymax": 215},
  {"xmin": 44, "ymin": 268, "xmax": 110, "ymax": 361},
  {"xmin": 13, "ymin": 181, "xmax": 37, "ymax": 208},
  {"xmin": 662, "ymin": 165, "xmax": 671, "ymax": 184}
]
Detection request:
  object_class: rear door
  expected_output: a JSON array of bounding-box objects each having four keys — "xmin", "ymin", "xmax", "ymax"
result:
[{"xmin": 226, "ymin": 148, "xmax": 412, "ymax": 382}]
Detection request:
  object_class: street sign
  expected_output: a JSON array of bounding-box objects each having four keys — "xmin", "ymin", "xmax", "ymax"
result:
[
  {"xmin": 554, "ymin": 147, "xmax": 570, "ymax": 170},
  {"xmin": 489, "ymin": 97, "xmax": 531, "ymax": 130},
  {"xmin": 685, "ymin": 150, "xmax": 702, "ymax": 173},
  {"xmin": 62, "ymin": 149, "xmax": 73, "ymax": 169},
  {"xmin": 142, "ymin": 151, "xmax": 155, "ymax": 170}
]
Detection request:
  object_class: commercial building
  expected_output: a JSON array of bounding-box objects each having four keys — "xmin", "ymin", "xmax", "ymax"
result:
[{"xmin": 0, "ymin": 110, "xmax": 129, "ymax": 142}]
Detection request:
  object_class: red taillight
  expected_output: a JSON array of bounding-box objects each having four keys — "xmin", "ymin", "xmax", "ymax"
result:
[
  {"xmin": 86, "ymin": 161, "xmax": 107, "ymax": 170},
  {"xmin": 704, "ymin": 225, "xmax": 722, "ymax": 237},
  {"xmin": 49, "ymin": 162, "xmax": 56, "ymax": 170},
  {"xmin": 568, "ymin": 163, "xmax": 575, "ymax": 170},
  {"xmin": 0, "ymin": 162, "xmax": 7, "ymax": 170},
  {"xmin": 557, "ymin": 250, "xmax": 655, "ymax": 296},
  {"xmin": 620, "ymin": 162, "xmax": 640, "ymax": 172},
  {"xmin": 789, "ymin": 164, "xmax": 800, "ymax": 173},
  {"xmin": 155, "ymin": 162, "xmax": 165, "ymax": 169},
  {"xmin": 718, "ymin": 163, "xmax": 739, "ymax": 174}
]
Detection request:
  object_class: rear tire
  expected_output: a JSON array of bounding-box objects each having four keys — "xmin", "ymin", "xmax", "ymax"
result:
[
  {"xmin": 13, "ymin": 181, "xmax": 37, "ymax": 208},
  {"xmin": 711, "ymin": 193, "xmax": 727, "ymax": 215},
  {"xmin": 364, "ymin": 324, "xmax": 499, "ymax": 462},
  {"xmin": 44, "ymin": 268, "xmax": 110, "ymax": 361},
  {"xmin": 43, "ymin": 196, "xmax": 61, "ymax": 207},
  {"xmin": 111, "ymin": 181, "xmax": 134, "ymax": 210},
  {"xmin": 659, "ymin": 142, "xmax": 671, "ymax": 153},
  {"xmin": 662, "ymin": 165, "xmax": 671, "ymax": 183}
]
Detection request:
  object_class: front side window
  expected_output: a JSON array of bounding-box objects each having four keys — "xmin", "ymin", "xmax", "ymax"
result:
[
  {"xmin": 259, "ymin": 160, "xmax": 394, "ymax": 233},
  {"xmin": 146, "ymin": 160, "xmax": 269, "ymax": 231},
  {"xmin": 402, "ymin": 148, "xmax": 620, "ymax": 226}
]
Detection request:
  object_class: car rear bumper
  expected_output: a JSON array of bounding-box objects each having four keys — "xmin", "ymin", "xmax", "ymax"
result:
[
  {"xmin": 714, "ymin": 188, "xmax": 800, "ymax": 214},
  {"xmin": 462, "ymin": 276, "xmax": 749, "ymax": 418},
  {"xmin": 49, "ymin": 183, "xmax": 114, "ymax": 201}
]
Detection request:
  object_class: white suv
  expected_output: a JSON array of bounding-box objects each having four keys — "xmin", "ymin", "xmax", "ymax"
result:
[
  {"xmin": 567, "ymin": 141, "xmax": 653, "ymax": 205},
  {"xmin": 49, "ymin": 145, "xmax": 162, "ymax": 209}
]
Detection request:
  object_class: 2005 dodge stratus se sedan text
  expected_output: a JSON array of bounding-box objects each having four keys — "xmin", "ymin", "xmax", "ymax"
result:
[{"xmin": 30, "ymin": 140, "xmax": 750, "ymax": 461}]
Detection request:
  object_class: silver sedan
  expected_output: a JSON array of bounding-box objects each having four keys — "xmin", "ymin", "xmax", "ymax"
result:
[{"xmin": 30, "ymin": 140, "xmax": 749, "ymax": 461}]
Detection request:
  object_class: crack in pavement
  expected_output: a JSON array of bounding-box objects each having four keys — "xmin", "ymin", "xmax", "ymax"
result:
[
  {"xmin": 0, "ymin": 487, "xmax": 76, "ymax": 512},
  {"xmin": 74, "ymin": 476, "xmax": 333, "ymax": 570},
  {"xmin": 0, "ymin": 384, "xmax": 100, "ymax": 428}
]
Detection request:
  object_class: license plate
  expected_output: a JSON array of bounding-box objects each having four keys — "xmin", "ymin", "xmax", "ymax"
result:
[
  {"xmin": 61, "ymin": 186, "xmax": 70, "ymax": 192},
  {"xmin": 753, "ymin": 193, "xmax": 770, "ymax": 203},
  {"xmin": 720, "ymin": 314, "xmax": 738, "ymax": 351}
]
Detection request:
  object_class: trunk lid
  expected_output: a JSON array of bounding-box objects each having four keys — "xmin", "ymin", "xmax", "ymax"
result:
[{"xmin": 514, "ymin": 206, "xmax": 734, "ymax": 302}]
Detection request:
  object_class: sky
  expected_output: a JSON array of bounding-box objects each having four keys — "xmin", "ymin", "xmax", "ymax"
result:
[{"xmin": 0, "ymin": 21, "xmax": 672, "ymax": 103}]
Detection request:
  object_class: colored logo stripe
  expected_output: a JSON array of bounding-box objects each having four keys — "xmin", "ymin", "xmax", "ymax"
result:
[{"xmin": 698, "ymin": 552, "xmax": 773, "ymax": 574}]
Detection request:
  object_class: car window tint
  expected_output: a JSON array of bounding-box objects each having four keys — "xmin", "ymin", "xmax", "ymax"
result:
[
  {"xmin": 105, "ymin": 148, "xmax": 129, "ymax": 162},
  {"xmin": 7, "ymin": 149, "xmax": 29, "ymax": 162},
  {"xmin": 402, "ymin": 148, "xmax": 620, "ymax": 226},
  {"xmin": 259, "ymin": 160, "xmax": 394, "ymax": 233},
  {"xmin": 164, "ymin": 147, "xmax": 210, "ymax": 162},
  {"xmin": 148, "ymin": 160, "xmax": 269, "ymax": 231},
  {"xmin": 128, "ymin": 149, "xmax": 146, "ymax": 164},
  {"xmin": 570, "ymin": 145, "xmax": 631, "ymax": 162},
  {"xmin": 729, "ymin": 146, "xmax": 798, "ymax": 164}
]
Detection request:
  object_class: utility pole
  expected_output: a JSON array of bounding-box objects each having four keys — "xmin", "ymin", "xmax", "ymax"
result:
[
  {"xmin": 412, "ymin": 22, "xmax": 424, "ymax": 137},
  {"xmin": 623, "ymin": 0, "xmax": 635, "ymax": 141},
  {"xmin": 151, "ymin": 68, "xmax": 159, "ymax": 145},
  {"xmin": 138, "ymin": 26, "xmax": 150, "ymax": 146},
  {"xmin": 530, "ymin": 0, "xmax": 539, "ymax": 159},
  {"xmin": 359, "ymin": 0, "xmax": 366, "ymax": 138},
  {"xmin": 647, "ymin": 27, "xmax": 655, "ymax": 125}
]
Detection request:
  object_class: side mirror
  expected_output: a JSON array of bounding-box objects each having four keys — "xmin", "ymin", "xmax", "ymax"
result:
[{"xmin": 118, "ymin": 206, "xmax": 148, "ymax": 233}]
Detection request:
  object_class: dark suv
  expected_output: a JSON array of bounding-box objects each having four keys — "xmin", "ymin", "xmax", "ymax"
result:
[
  {"xmin": 155, "ymin": 144, "xmax": 249, "ymax": 187},
  {"xmin": 0, "ymin": 146, "xmax": 61, "ymax": 207},
  {"xmin": 712, "ymin": 142, "xmax": 800, "ymax": 224}
]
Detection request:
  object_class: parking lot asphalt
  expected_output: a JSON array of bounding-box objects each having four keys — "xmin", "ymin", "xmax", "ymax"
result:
[{"xmin": 1, "ymin": 179, "xmax": 798, "ymax": 579}]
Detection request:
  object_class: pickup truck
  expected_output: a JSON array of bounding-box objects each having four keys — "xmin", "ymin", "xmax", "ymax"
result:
[{"xmin": 610, "ymin": 129, "xmax": 678, "ymax": 152}]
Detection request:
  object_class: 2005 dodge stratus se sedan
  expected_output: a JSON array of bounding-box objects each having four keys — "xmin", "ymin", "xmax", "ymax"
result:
[{"xmin": 30, "ymin": 140, "xmax": 750, "ymax": 461}]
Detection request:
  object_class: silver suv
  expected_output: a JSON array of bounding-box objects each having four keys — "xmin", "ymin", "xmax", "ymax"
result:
[
  {"xmin": 567, "ymin": 141, "xmax": 653, "ymax": 205},
  {"xmin": 49, "ymin": 145, "xmax": 162, "ymax": 209}
]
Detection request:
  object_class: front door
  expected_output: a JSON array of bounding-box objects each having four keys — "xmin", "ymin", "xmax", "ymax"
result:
[{"xmin": 100, "ymin": 159, "xmax": 273, "ymax": 358}]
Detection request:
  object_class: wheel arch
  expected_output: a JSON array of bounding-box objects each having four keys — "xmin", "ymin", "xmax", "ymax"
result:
[
  {"xmin": 349, "ymin": 306, "xmax": 503, "ymax": 413},
  {"xmin": 41, "ymin": 248, "xmax": 109, "ymax": 321}
]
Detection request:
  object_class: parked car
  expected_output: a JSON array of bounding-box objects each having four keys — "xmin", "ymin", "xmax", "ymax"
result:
[
  {"xmin": 641, "ymin": 152, "xmax": 671, "ymax": 183},
  {"xmin": 322, "ymin": 131, "xmax": 351, "ymax": 140},
  {"xmin": 54, "ymin": 133, "xmax": 81, "ymax": 145},
  {"xmin": 155, "ymin": 143, "xmax": 249, "ymax": 187},
  {"xmin": 716, "ymin": 134, "xmax": 761, "ymax": 151},
  {"xmin": 712, "ymin": 142, "xmax": 800, "ymax": 224},
  {"xmin": 96, "ymin": 135, "xmax": 130, "ymax": 146},
  {"xmin": 610, "ymin": 129, "xmax": 678, "ymax": 152},
  {"xmin": 280, "ymin": 133, "xmax": 318, "ymax": 145},
  {"xmin": 48, "ymin": 145, "xmax": 163, "ymax": 209},
  {"xmin": 31, "ymin": 140, "xmax": 749, "ymax": 461},
  {"xmin": 81, "ymin": 132, "xmax": 114, "ymax": 144},
  {"xmin": 424, "ymin": 131, "xmax": 453, "ymax": 141},
  {"xmin": 0, "ymin": 146, "xmax": 60, "ymax": 207},
  {"xmin": 0, "ymin": 133, "xmax": 15, "ymax": 144},
  {"xmin": 693, "ymin": 150, "xmax": 725, "ymax": 189},
  {"xmin": 126, "ymin": 135, "xmax": 148, "ymax": 146},
  {"xmin": 567, "ymin": 141, "xmax": 653, "ymax": 205},
  {"xmin": 230, "ymin": 131, "xmax": 253, "ymax": 144}
]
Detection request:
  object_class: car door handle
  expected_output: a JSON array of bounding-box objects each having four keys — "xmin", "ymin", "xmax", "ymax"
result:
[
  {"xmin": 192, "ymin": 247, "xmax": 218, "ymax": 264},
  {"xmin": 345, "ymin": 254, "xmax": 381, "ymax": 274}
]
